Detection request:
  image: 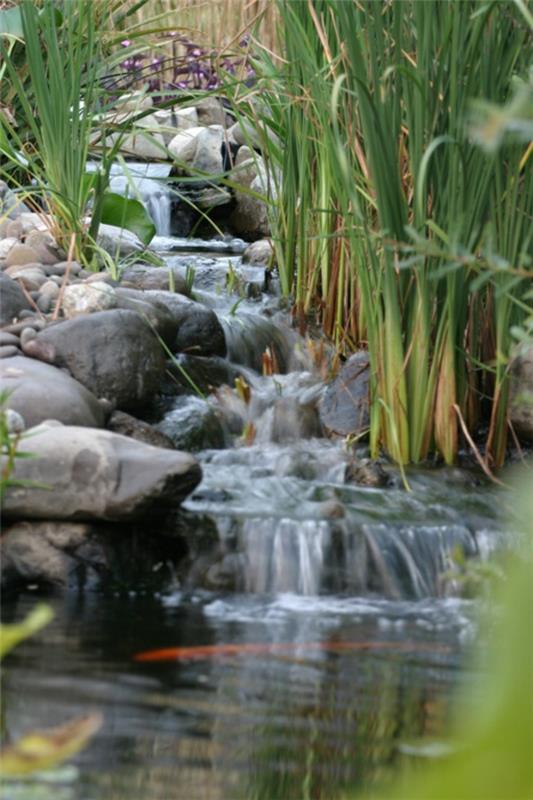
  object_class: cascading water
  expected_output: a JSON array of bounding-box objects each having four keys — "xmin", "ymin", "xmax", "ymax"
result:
[{"xmin": 88, "ymin": 161, "xmax": 173, "ymax": 236}]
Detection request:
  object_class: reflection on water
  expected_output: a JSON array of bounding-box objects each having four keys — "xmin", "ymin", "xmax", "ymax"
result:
[{"xmin": 1, "ymin": 591, "xmax": 474, "ymax": 800}]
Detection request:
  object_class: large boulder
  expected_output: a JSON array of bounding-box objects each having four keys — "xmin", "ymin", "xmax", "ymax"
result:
[
  {"xmin": 509, "ymin": 346, "xmax": 533, "ymax": 441},
  {"xmin": 2, "ymin": 422, "xmax": 202, "ymax": 521},
  {"xmin": 22, "ymin": 309, "xmax": 166, "ymax": 412},
  {"xmin": 0, "ymin": 356, "xmax": 106, "ymax": 428},
  {"xmin": 120, "ymin": 263, "xmax": 189, "ymax": 295},
  {"xmin": 319, "ymin": 351, "xmax": 370, "ymax": 436},
  {"xmin": 0, "ymin": 274, "xmax": 33, "ymax": 326},
  {"xmin": 229, "ymin": 147, "xmax": 272, "ymax": 239},
  {"xmin": 96, "ymin": 223, "xmax": 145, "ymax": 257},
  {"xmin": 168, "ymin": 125, "xmax": 225, "ymax": 175}
]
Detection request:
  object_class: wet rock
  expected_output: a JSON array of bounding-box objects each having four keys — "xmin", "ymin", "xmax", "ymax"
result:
[
  {"xmin": 319, "ymin": 352, "xmax": 370, "ymax": 436},
  {"xmin": 97, "ymin": 224, "xmax": 145, "ymax": 257},
  {"xmin": 107, "ymin": 409, "xmax": 174, "ymax": 449},
  {"xmin": 140, "ymin": 290, "xmax": 227, "ymax": 358},
  {"xmin": 168, "ymin": 125, "xmax": 225, "ymax": 175},
  {"xmin": 509, "ymin": 346, "xmax": 533, "ymax": 441},
  {"xmin": 2, "ymin": 422, "xmax": 202, "ymax": 521},
  {"xmin": 257, "ymin": 397, "xmax": 322, "ymax": 443},
  {"xmin": 0, "ymin": 356, "xmax": 106, "ymax": 428},
  {"xmin": 156, "ymin": 396, "xmax": 225, "ymax": 451},
  {"xmin": 0, "ymin": 274, "xmax": 33, "ymax": 325},
  {"xmin": 1, "ymin": 520, "xmax": 107, "ymax": 591},
  {"xmin": 196, "ymin": 185, "xmax": 232, "ymax": 210},
  {"xmin": 113, "ymin": 287, "xmax": 175, "ymax": 346},
  {"xmin": 344, "ymin": 457, "xmax": 390, "ymax": 488},
  {"xmin": 242, "ymin": 239, "xmax": 274, "ymax": 266},
  {"xmin": 61, "ymin": 281, "xmax": 117, "ymax": 318},
  {"xmin": 120, "ymin": 264, "xmax": 189, "ymax": 295},
  {"xmin": 22, "ymin": 309, "xmax": 167, "ymax": 412},
  {"xmin": 163, "ymin": 354, "xmax": 243, "ymax": 395}
]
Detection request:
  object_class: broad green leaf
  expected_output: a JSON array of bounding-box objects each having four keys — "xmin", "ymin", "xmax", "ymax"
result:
[
  {"xmin": 0, "ymin": 7, "xmax": 23, "ymax": 39},
  {"xmin": 0, "ymin": 604, "xmax": 53, "ymax": 659},
  {"xmin": 0, "ymin": 713, "xmax": 102, "ymax": 777},
  {"xmin": 100, "ymin": 192, "xmax": 156, "ymax": 246}
]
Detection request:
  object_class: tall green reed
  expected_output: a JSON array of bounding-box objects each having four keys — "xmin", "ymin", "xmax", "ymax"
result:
[{"xmin": 246, "ymin": 0, "xmax": 532, "ymax": 467}]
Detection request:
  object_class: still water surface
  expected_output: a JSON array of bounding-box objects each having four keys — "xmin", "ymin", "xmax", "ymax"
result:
[{"xmin": 3, "ymin": 588, "xmax": 476, "ymax": 800}]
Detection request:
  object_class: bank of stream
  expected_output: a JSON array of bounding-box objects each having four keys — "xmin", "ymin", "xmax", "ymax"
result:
[{"xmin": 2, "ymin": 233, "xmax": 510, "ymax": 800}]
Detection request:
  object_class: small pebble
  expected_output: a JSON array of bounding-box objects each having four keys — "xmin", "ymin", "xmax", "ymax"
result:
[
  {"xmin": 20, "ymin": 327, "xmax": 37, "ymax": 347},
  {"xmin": 0, "ymin": 345, "xmax": 20, "ymax": 358},
  {"xmin": 36, "ymin": 295, "xmax": 52, "ymax": 314},
  {"xmin": 0, "ymin": 332, "xmax": 20, "ymax": 346},
  {"xmin": 39, "ymin": 279, "xmax": 60, "ymax": 299},
  {"xmin": 19, "ymin": 309, "xmax": 36, "ymax": 319},
  {"xmin": 5, "ymin": 409, "xmax": 25, "ymax": 433}
]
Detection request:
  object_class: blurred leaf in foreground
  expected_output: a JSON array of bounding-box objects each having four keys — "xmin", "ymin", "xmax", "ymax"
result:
[
  {"xmin": 0, "ymin": 713, "xmax": 102, "ymax": 778},
  {"xmin": 0, "ymin": 605, "xmax": 53, "ymax": 660}
]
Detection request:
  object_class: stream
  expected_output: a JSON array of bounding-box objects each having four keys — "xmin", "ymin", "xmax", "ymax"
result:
[{"xmin": 1, "ymin": 229, "xmax": 508, "ymax": 800}]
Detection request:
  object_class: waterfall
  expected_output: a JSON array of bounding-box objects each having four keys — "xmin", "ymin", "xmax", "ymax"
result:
[{"xmin": 88, "ymin": 161, "xmax": 173, "ymax": 236}]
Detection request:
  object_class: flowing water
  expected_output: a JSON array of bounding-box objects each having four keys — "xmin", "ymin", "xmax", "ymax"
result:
[{"xmin": 1, "ymin": 226, "xmax": 513, "ymax": 800}]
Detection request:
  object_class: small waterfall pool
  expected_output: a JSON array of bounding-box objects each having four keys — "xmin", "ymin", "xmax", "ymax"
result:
[{"xmin": 2, "ymin": 235, "xmax": 515, "ymax": 800}]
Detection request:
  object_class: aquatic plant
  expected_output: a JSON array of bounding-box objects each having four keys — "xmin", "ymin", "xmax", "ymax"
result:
[{"xmin": 244, "ymin": 0, "xmax": 532, "ymax": 468}]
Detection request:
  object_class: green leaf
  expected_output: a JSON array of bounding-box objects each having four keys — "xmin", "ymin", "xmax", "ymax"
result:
[
  {"xmin": 0, "ymin": 604, "xmax": 53, "ymax": 659},
  {"xmin": 100, "ymin": 192, "xmax": 156, "ymax": 246},
  {"xmin": 0, "ymin": 6, "xmax": 24, "ymax": 39}
]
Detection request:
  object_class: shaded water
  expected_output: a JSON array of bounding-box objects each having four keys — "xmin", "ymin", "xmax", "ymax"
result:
[{"xmin": 1, "ymin": 234, "xmax": 509, "ymax": 799}]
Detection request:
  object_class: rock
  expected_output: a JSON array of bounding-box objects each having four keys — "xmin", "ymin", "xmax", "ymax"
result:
[
  {"xmin": 195, "ymin": 97, "xmax": 228, "ymax": 127},
  {"xmin": 228, "ymin": 118, "xmax": 278, "ymax": 150},
  {"xmin": 0, "ymin": 345, "xmax": 20, "ymax": 359},
  {"xmin": 5, "ymin": 220, "xmax": 23, "ymax": 239},
  {"xmin": 1, "ymin": 520, "xmax": 107, "ymax": 590},
  {"xmin": 113, "ymin": 287, "xmax": 175, "ymax": 345},
  {"xmin": 5, "ymin": 408, "xmax": 25, "ymax": 433},
  {"xmin": 16, "ymin": 212, "xmax": 53, "ymax": 237},
  {"xmin": 344, "ymin": 456, "xmax": 390, "ymax": 487},
  {"xmin": 120, "ymin": 264, "xmax": 189, "ymax": 295},
  {"xmin": 319, "ymin": 352, "xmax": 370, "ymax": 436},
  {"xmin": 38, "ymin": 279, "xmax": 60, "ymax": 301},
  {"xmin": 45, "ymin": 260, "xmax": 81, "ymax": 277},
  {"xmin": 0, "ymin": 238, "xmax": 19, "ymax": 259},
  {"xmin": 96, "ymin": 223, "xmax": 145, "ymax": 257},
  {"xmin": 114, "ymin": 121, "xmax": 166, "ymax": 160},
  {"xmin": 229, "ymin": 148, "xmax": 272, "ymax": 239},
  {"xmin": 22, "ymin": 309, "xmax": 167, "ymax": 412},
  {"xmin": 107, "ymin": 409, "xmax": 174, "ymax": 449},
  {"xmin": 0, "ymin": 356, "xmax": 106, "ymax": 428},
  {"xmin": 168, "ymin": 125, "xmax": 225, "ymax": 175},
  {"xmin": 5, "ymin": 266, "xmax": 47, "ymax": 291},
  {"xmin": 156, "ymin": 396, "xmax": 225, "ymax": 451},
  {"xmin": 0, "ymin": 332, "xmax": 19, "ymax": 346},
  {"xmin": 196, "ymin": 186, "xmax": 232, "ymax": 210},
  {"xmin": 61, "ymin": 281, "xmax": 117, "ymax": 318},
  {"xmin": 269, "ymin": 397, "xmax": 322, "ymax": 442},
  {"xmin": 4, "ymin": 243, "xmax": 40, "ymax": 268},
  {"xmin": 2, "ymin": 422, "xmax": 202, "ymax": 521},
  {"xmin": 509, "ymin": 346, "xmax": 533, "ymax": 441},
  {"xmin": 163, "ymin": 354, "xmax": 242, "ymax": 395},
  {"xmin": 19, "ymin": 327, "xmax": 37, "ymax": 348},
  {"xmin": 174, "ymin": 106, "xmax": 199, "ymax": 128},
  {"xmin": 135, "ymin": 289, "xmax": 226, "ymax": 358},
  {"xmin": 0, "ymin": 273, "xmax": 33, "ymax": 325},
  {"xmin": 0, "ymin": 181, "xmax": 30, "ymax": 219},
  {"xmin": 242, "ymin": 239, "xmax": 274, "ymax": 266}
]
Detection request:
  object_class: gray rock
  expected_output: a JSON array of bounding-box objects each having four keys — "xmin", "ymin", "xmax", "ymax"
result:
[
  {"xmin": 61, "ymin": 281, "xmax": 117, "ymax": 318},
  {"xmin": 22, "ymin": 309, "xmax": 167, "ymax": 412},
  {"xmin": 242, "ymin": 239, "xmax": 274, "ymax": 266},
  {"xmin": 229, "ymin": 148, "xmax": 272, "ymax": 239},
  {"xmin": 156, "ymin": 396, "xmax": 225, "ymax": 451},
  {"xmin": 120, "ymin": 264, "xmax": 189, "ymax": 295},
  {"xmin": 509, "ymin": 346, "xmax": 533, "ymax": 441},
  {"xmin": 0, "ymin": 356, "xmax": 106, "ymax": 428},
  {"xmin": 0, "ymin": 273, "xmax": 32, "ymax": 325},
  {"xmin": 0, "ymin": 332, "xmax": 19, "ymax": 346},
  {"xmin": 5, "ymin": 408, "xmax": 25, "ymax": 433},
  {"xmin": 19, "ymin": 327, "xmax": 37, "ymax": 348},
  {"xmin": 113, "ymin": 287, "xmax": 175, "ymax": 346},
  {"xmin": 1, "ymin": 520, "xmax": 107, "ymax": 589},
  {"xmin": 5, "ymin": 265, "xmax": 47, "ymax": 291},
  {"xmin": 0, "ymin": 181, "xmax": 30, "ymax": 219},
  {"xmin": 168, "ymin": 125, "xmax": 225, "ymax": 175},
  {"xmin": 2, "ymin": 423, "xmax": 202, "ymax": 521},
  {"xmin": 97, "ymin": 224, "xmax": 145, "ymax": 257},
  {"xmin": 142, "ymin": 290, "xmax": 227, "ymax": 358},
  {"xmin": 195, "ymin": 97, "xmax": 228, "ymax": 127},
  {"xmin": 0, "ymin": 237, "xmax": 19, "ymax": 259},
  {"xmin": 319, "ymin": 351, "xmax": 370, "ymax": 436},
  {"xmin": 5, "ymin": 220, "xmax": 23, "ymax": 239},
  {"xmin": 0, "ymin": 345, "xmax": 20, "ymax": 358},
  {"xmin": 45, "ymin": 260, "xmax": 81, "ymax": 277},
  {"xmin": 107, "ymin": 409, "xmax": 175, "ymax": 449}
]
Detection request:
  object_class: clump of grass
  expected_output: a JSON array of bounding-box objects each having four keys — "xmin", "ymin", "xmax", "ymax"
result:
[{"xmin": 242, "ymin": 0, "xmax": 532, "ymax": 468}]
